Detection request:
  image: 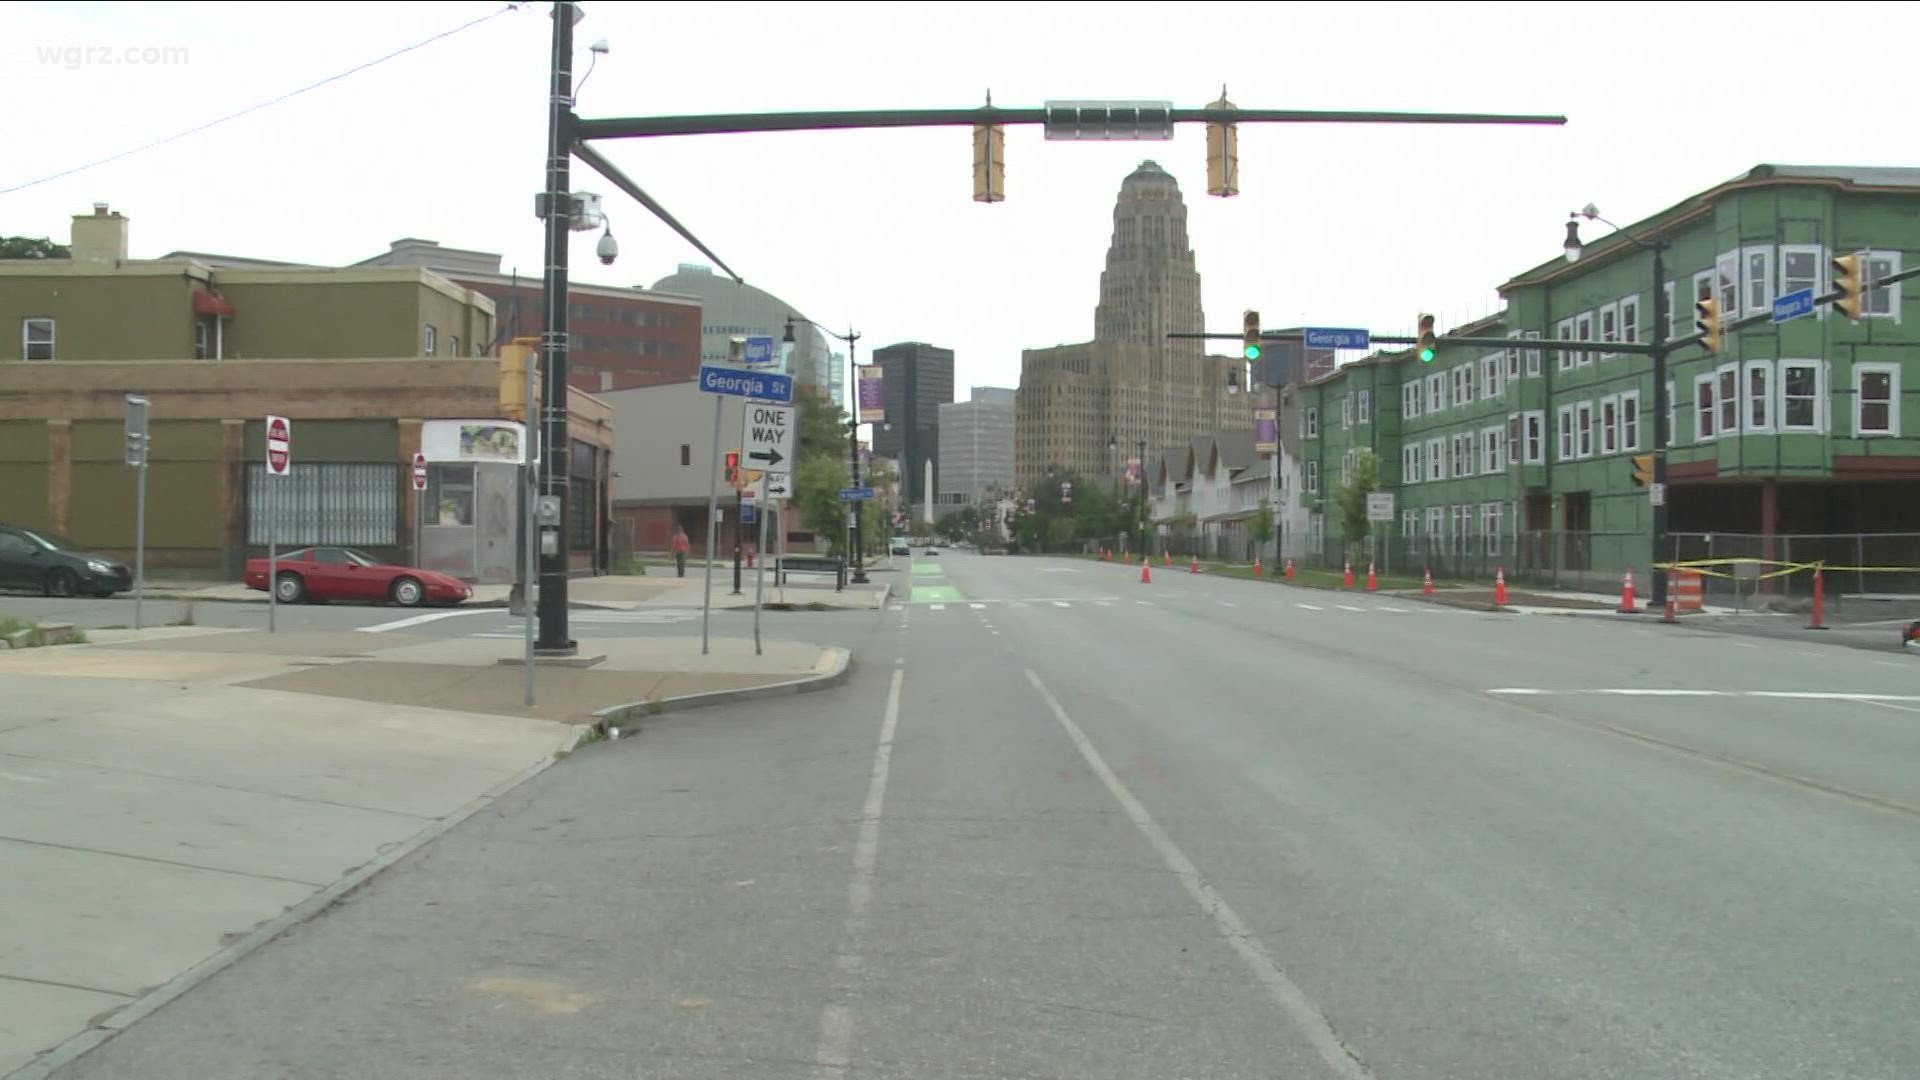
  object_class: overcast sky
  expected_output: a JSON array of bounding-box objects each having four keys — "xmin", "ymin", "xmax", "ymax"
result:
[{"xmin": 7, "ymin": 2, "xmax": 1914, "ymax": 401}]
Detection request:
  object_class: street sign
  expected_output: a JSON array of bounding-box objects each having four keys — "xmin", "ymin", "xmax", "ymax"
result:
[
  {"xmin": 123, "ymin": 394, "xmax": 149, "ymax": 467},
  {"xmin": 764, "ymin": 474, "xmax": 791, "ymax": 499},
  {"xmin": 1305, "ymin": 327, "xmax": 1371, "ymax": 350},
  {"xmin": 741, "ymin": 402, "xmax": 795, "ymax": 474},
  {"xmin": 700, "ymin": 364, "xmax": 794, "ymax": 403},
  {"xmin": 1650, "ymin": 482, "xmax": 1667, "ymax": 507},
  {"xmin": 265, "ymin": 415, "xmax": 291, "ymax": 477},
  {"xmin": 411, "ymin": 451, "xmax": 428, "ymax": 492},
  {"xmin": 743, "ymin": 335, "xmax": 776, "ymax": 366},
  {"xmin": 1772, "ymin": 287, "xmax": 1816, "ymax": 324},
  {"xmin": 741, "ymin": 504, "xmax": 757, "ymax": 525},
  {"xmin": 1366, "ymin": 491, "xmax": 1395, "ymax": 522},
  {"xmin": 838, "ymin": 487, "xmax": 875, "ymax": 502}
]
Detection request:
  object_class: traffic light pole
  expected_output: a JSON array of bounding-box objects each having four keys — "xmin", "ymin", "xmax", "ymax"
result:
[
  {"xmin": 535, "ymin": 1, "xmax": 576, "ymax": 657},
  {"xmin": 1647, "ymin": 244, "xmax": 1671, "ymax": 608}
]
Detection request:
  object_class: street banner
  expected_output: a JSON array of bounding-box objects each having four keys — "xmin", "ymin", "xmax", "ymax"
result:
[
  {"xmin": 856, "ymin": 365, "xmax": 885, "ymax": 423},
  {"xmin": 1255, "ymin": 407, "xmax": 1277, "ymax": 454}
]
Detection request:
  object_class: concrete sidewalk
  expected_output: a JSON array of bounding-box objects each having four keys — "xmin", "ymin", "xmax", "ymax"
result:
[{"xmin": 0, "ymin": 623, "xmax": 850, "ymax": 1078}]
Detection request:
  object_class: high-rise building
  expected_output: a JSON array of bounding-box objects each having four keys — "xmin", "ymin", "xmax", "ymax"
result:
[
  {"xmin": 937, "ymin": 387, "xmax": 1016, "ymax": 507},
  {"xmin": 648, "ymin": 264, "xmax": 834, "ymax": 396},
  {"xmin": 870, "ymin": 341, "xmax": 955, "ymax": 507},
  {"xmin": 1015, "ymin": 161, "xmax": 1250, "ymax": 491}
]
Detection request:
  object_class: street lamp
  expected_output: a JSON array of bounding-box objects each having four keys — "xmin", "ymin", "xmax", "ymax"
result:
[
  {"xmin": 1562, "ymin": 205, "xmax": 1671, "ymax": 607},
  {"xmin": 785, "ymin": 316, "xmax": 870, "ymax": 584}
]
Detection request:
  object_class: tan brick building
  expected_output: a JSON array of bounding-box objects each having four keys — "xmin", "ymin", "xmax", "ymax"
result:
[
  {"xmin": 0, "ymin": 205, "xmax": 612, "ymax": 581},
  {"xmin": 1016, "ymin": 162, "xmax": 1251, "ymax": 491}
]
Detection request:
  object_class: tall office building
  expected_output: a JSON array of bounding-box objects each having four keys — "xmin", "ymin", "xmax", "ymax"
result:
[
  {"xmin": 870, "ymin": 341, "xmax": 955, "ymax": 507},
  {"xmin": 937, "ymin": 387, "xmax": 1016, "ymax": 507},
  {"xmin": 1016, "ymin": 161, "xmax": 1250, "ymax": 490}
]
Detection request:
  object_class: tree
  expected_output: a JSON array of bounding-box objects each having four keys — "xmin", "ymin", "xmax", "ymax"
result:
[
  {"xmin": 0, "ymin": 236, "xmax": 68, "ymax": 260},
  {"xmin": 1249, "ymin": 497, "xmax": 1274, "ymax": 561},
  {"xmin": 1332, "ymin": 450, "xmax": 1381, "ymax": 555},
  {"xmin": 794, "ymin": 386, "xmax": 850, "ymax": 462},
  {"xmin": 792, "ymin": 453, "xmax": 849, "ymax": 554}
]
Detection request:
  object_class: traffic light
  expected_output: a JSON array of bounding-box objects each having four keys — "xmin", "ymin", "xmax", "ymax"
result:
[
  {"xmin": 972, "ymin": 121, "xmax": 1005, "ymax": 204},
  {"xmin": 1694, "ymin": 296, "xmax": 1722, "ymax": 354},
  {"xmin": 1832, "ymin": 252, "xmax": 1865, "ymax": 321},
  {"xmin": 1631, "ymin": 453, "xmax": 1654, "ymax": 488},
  {"xmin": 1205, "ymin": 91, "xmax": 1239, "ymax": 197},
  {"xmin": 1417, "ymin": 314, "xmax": 1437, "ymax": 363},
  {"xmin": 498, "ymin": 336, "xmax": 539, "ymax": 422},
  {"xmin": 1242, "ymin": 310, "xmax": 1261, "ymax": 360},
  {"xmin": 724, "ymin": 449, "xmax": 740, "ymax": 487}
]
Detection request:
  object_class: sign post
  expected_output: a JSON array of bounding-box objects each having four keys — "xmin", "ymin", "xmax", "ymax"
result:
[
  {"xmin": 696, "ymin": 362, "xmax": 794, "ymax": 654},
  {"xmin": 739, "ymin": 402, "xmax": 794, "ymax": 657},
  {"xmin": 411, "ymin": 451, "xmax": 428, "ymax": 570},
  {"xmin": 264, "ymin": 415, "xmax": 291, "ymax": 632},
  {"xmin": 1366, "ymin": 491, "xmax": 1395, "ymax": 577},
  {"xmin": 753, "ymin": 473, "xmax": 772, "ymax": 654},
  {"xmin": 124, "ymin": 396, "xmax": 149, "ymax": 631}
]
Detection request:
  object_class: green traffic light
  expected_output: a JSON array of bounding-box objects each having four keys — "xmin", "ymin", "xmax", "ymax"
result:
[
  {"xmin": 1419, "ymin": 347, "xmax": 1435, "ymax": 363},
  {"xmin": 1244, "ymin": 344, "xmax": 1261, "ymax": 360}
]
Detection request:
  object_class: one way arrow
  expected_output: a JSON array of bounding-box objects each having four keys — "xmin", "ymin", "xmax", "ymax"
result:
[{"xmin": 748, "ymin": 448, "xmax": 784, "ymax": 467}]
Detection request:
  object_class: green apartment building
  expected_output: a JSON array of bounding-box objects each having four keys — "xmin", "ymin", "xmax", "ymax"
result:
[{"xmin": 1289, "ymin": 165, "xmax": 1920, "ymax": 591}]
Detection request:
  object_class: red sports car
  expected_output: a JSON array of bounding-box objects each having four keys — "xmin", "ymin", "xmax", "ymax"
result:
[{"xmin": 242, "ymin": 546, "xmax": 473, "ymax": 607}]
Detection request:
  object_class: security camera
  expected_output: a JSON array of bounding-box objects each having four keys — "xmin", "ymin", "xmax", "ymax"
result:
[{"xmin": 596, "ymin": 226, "xmax": 618, "ymax": 266}]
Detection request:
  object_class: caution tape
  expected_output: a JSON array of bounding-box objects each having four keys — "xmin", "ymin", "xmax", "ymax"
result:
[{"xmin": 1653, "ymin": 557, "xmax": 1920, "ymax": 580}]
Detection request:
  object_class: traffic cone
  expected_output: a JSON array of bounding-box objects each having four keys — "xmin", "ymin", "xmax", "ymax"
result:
[
  {"xmin": 1285, "ymin": 559, "xmax": 1295, "ymax": 581},
  {"xmin": 1367, "ymin": 562, "xmax": 1378, "ymax": 592},
  {"xmin": 1617, "ymin": 568, "xmax": 1636, "ymax": 613},
  {"xmin": 1494, "ymin": 566, "xmax": 1508, "ymax": 607},
  {"xmin": 1164, "ymin": 551, "xmax": 1171, "ymax": 567},
  {"xmin": 1190, "ymin": 557, "xmax": 1201, "ymax": 575},
  {"xmin": 1342, "ymin": 561, "xmax": 1354, "ymax": 589},
  {"xmin": 1140, "ymin": 558, "xmax": 1152, "ymax": 585},
  {"xmin": 1253, "ymin": 555, "xmax": 1262, "ymax": 577},
  {"xmin": 1423, "ymin": 568, "xmax": 1435, "ymax": 596}
]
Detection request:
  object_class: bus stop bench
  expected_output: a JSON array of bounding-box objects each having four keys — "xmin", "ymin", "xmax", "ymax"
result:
[{"xmin": 776, "ymin": 556, "xmax": 846, "ymax": 590}]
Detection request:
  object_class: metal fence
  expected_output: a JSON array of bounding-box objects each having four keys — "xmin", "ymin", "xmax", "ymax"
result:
[
  {"xmin": 1669, "ymin": 531, "xmax": 1920, "ymax": 599},
  {"xmin": 246, "ymin": 462, "xmax": 397, "ymax": 548}
]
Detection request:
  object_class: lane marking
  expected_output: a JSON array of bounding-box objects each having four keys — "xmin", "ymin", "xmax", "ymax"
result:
[
  {"xmin": 1337, "ymin": 605, "xmax": 1367, "ymax": 613},
  {"xmin": 1052, "ymin": 601, "xmax": 1071, "ymax": 608},
  {"xmin": 1218, "ymin": 601, "xmax": 1238, "ymax": 608},
  {"xmin": 1094, "ymin": 601, "xmax": 1112, "ymax": 607},
  {"xmin": 357, "ymin": 609, "xmax": 486, "ymax": 633},
  {"xmin": 970, "ymin": 603, "xmax": 987, "ymax": 610},
  {"xmin": 1733, "ymin": 642, "xmax": 1761, "ymax": 649},
  {"xmin": 1295, "ymin": 603, "xmax": 1324, "ymax": 611},
  {"xmin": 811, "ymin": 668, "xmax": 904, "ymax": 1079},
  {"xmin": 1488, "ymin": 688, "xmax": 1920, "ymax": 702},
  {"xmin": 1135, "ymin": 600, "xmax": 1156, "ymax": 606},
  {"xmin": 930, "ymin": 604, "xmax": 946, "ymax": 612},
  {"xmin": 1377, "ymin": 606, "xmax": 1407, "ymax": 613},
  {"xmin": 1024, "ymin": 669, "xmax": 1374, "ymax": 1080}
]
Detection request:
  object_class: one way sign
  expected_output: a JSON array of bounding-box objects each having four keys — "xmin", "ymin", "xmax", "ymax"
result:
[{"xmin": 741, "ymin": 402, "xmax": 794, "ymax": 476}]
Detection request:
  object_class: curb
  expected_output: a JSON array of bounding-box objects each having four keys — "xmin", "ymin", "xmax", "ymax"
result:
[
  {"xmin": 4, "ymin": 725, "xmax": 588, "ymax": 1080},
  {"xmin": 590, "ymin": 646, "xmax": 854, "ymax": 732},
  {"xmin": 136, "ymin": 592, "xmax": 516, "ymax": 610}
]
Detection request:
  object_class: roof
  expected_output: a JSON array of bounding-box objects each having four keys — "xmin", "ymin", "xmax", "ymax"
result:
[
  {"xmin": 158, "ymin": 250, "xmax": 317, "ymax": 269},
  {"xmin": 1503, "ymin": 164, "xmax": 1920, "ymax": 291}
]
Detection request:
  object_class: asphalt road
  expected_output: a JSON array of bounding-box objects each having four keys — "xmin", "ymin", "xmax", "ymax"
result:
[{"xmin": 44, "ymin": 552, "xmax": 1920, "ymax": 1079}]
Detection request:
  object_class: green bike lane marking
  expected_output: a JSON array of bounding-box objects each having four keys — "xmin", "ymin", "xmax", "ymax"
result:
[{"xmin": 908, "ymin": 559, "xmax": 966, "ymax": 603}]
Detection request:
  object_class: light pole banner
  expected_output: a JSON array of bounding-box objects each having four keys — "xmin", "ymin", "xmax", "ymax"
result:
[
  {"xmin": 856, "ymin": 365, "xmax": 885, "ymax": 423},
  {"xmin": 1254, "ymin": 407, "xmax": 1277, "ymax": 454}
]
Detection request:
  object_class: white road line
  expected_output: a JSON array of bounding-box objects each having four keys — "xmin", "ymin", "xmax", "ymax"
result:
[
  {"xmin": 1488, "ymin": 687, "xmax": 1920, "ymax": 703},
  {"xmin": 1024, "ymin": 670, "xmax": 1374, "ymax": 1080},
  {"xmin": 970, "ymin": 603, "xmax": 987, "ymax": 610},
  {"xmin": 357, "ymin": 609, "xmax": 486, "ymax": 633},
  {"xmin": 1218, "ymin": 601, "xmax": 1238, "ymax": 608},
  {"xmin": 811, "ymin": 668, "xmax": 904, "ymax": 1079},
  {"xmin": 1378, "ymin": 606, "xmax": 1408, "ymax": 613},
  {"xmin": 1136, "ymin": 600, "xmax": 1156, "ymax": 606},
  {"xmin": 930, "ymin": 604, "xmax": 946, "ymax": 611},
  {"xmin": 1052, "ymin": 601, "xmax": 1071, "ymax": 608},
  {"xmin": 1875, "ymin": 660, "xmax": 1906, "ymax": 668},
  {"xmin": 1295, "ymin": 603, "xmax": 1324, "ymax": 611},
  {"xmin": 1094, "ymin": 601, "xmax": 1112, "ymax": 607},
  {"xmin": 1733, "ymin": 642, "xmax": 1761, "ymax": 649},
  {"xmin": 1337, "ymin": 605, "xmax": 1367, "ymax": 613}
]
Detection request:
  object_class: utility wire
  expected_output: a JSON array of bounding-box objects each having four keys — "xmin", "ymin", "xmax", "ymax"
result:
[{"xmin": 2, "ymin": 3, "xmax": 522, "ymax": 195}]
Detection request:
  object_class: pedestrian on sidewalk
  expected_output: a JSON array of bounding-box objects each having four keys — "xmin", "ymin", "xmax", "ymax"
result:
[{"xmin": 672, "ymin": 525, "xmax": 690, "ymax": 577}]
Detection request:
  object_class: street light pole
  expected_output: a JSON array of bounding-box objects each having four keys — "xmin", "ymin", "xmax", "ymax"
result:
[
  {"xmin": 1565, "ymin": 209, "xmax": 1670, "ymax": 608},
  {"xmin": 785, "ymin": 316, "xmax": 868, "ymax": 584},
  {"xmin": 535, "ymin": 0, "xmax": 577, "ymax": 656}
]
